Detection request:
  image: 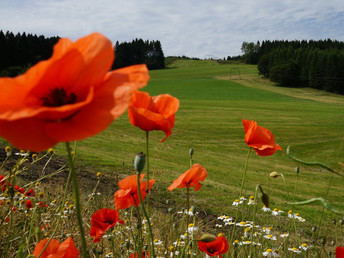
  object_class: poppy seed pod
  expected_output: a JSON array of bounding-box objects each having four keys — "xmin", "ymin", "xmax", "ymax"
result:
[
  {"xmin": 191, "ymin": 205, "xmax": 197, "ymax": 215},
  {"xmin": 199, "ymin": 234, "xmax": 217, "ymax": 243},
  {"xmin": 134, "ymin": 152, "xmax": 146, "ymax": 173},
  {"xmin": 269, "ymin": 171, "xmax": 279, "ymax": 178}
]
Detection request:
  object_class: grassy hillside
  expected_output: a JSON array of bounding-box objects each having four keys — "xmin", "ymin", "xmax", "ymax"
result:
[{"xmin": 28, "ymin": 60, "xmax": 344, "ymax": 222}]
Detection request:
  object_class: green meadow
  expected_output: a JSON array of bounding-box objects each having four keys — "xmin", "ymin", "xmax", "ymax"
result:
[{"xmin": 55, "ymin": 60, "xmax": 344, "ymax": 222}]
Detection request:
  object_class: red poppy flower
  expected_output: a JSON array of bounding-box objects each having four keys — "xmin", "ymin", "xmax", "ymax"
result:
[
  {"xmin": 0, "ymin": 33, "xmax": 149, "ymax": 152},
  {"xmin": 130, "ymin": 251, "xmax": 149, "ymax": 257},
  {"xmin": 14, "ymin": 185, "xmax": 25, "ymax": 194},
  {"xmin": 336, "ymin": 246, "xmax": 344, "ymax": 258},
  {"xmin": 198, "ymin": 236, "xmax": 229, "ymax": 257},
  {"xmin": 242, "ymin": 119, "xmax": 282, "ymax": 156},
  {"xmin": 114, "ymin": 174, "xmax": 155, "ymax": 210},
  {"xmin": 128, "ymin": 90, "xmax": 179, "ymax": 142},
  {"xmin": 25, "ymin": 188, "xmax": 35, "ymax": 197},
  {"xmin": 26, "ymin": 200, "xmax": 33, "ymax": 209},
  {"xmin": 32, "ymin": 237, "xmax": 79, "ymax": 258},
  {"xmin": 167, "ymin": 164, "xmax": 207, "ymax": 191},
  {"xmin": 90, "ymin": 208, "xmax": 124, "ymax": 242}
]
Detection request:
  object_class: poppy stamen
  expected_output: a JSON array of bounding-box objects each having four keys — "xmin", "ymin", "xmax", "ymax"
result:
[{"xmin": 41, "ymin": 88, "xmax": 76, "ymax": 107}]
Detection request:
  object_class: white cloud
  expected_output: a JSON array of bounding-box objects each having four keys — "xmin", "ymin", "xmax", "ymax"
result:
[{"xmin": 1, "ymin": 0, "xmax": 344, "ymax": 58}]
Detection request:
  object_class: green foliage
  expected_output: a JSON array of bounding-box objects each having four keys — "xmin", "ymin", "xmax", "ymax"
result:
[
  {"xmin": 112, "ymin": 38, "xmax": 165, "ymax": 70},
  {"xmin": 269, "ymin": 59, "xmax": 301, "ymax": 86},
  {"xmin": 253, "ymin": 39, "xmax": 344, "ymax": 94},
  {"xmin": 0, "ymin": 30, "xmax": 59, "ymax": 77}
]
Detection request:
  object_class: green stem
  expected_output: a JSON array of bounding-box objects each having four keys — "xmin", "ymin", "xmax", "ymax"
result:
[
  {"xmin": 37, "ymin": 154, "xmax": 72, "ymax": 258},
  {"xmin": 65, "ymin": 142, "xmax": 88, "ymax": 258},
  {"xmin": 249, "ymin": 184, "xmax": 259, "ymax": 257},
  {"xmin": 228, "ymin": 147, "xmax": 251, "ymax": 257},
  {"xmin": 136, "ymin": 171, "xmax": 155, "ymax": 258},
  {"xmin": 133, "ymin": 197, "xmax": 143, "ymax": 257},
  {"xmin": 145, "ymin": 131, "xmax": 151, "ymax": 216}
]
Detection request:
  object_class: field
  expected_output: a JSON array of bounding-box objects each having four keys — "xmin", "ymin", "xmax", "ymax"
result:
[
  {"xmin": 51, "ymin": 59, "xmax": 344, "ymax": 221},
  {"xmin": 2, "ymin": 59, "xmax": 343, "ymax": 257}
]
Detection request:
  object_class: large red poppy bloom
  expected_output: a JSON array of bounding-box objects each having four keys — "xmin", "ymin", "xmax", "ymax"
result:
[
  {"xmin": 0, "ymin": 33, "xmax": 149, "ymax": 152},
  {"xmin": 90, "ymin": 208, "xmax": 124, "ymax": 242},
  {"xmin": 32, "ymin": 237, "xmax": 79, "ymax": 258},
  {"xmin": 128, "ymin": 90, "xmax": 179, "ymax": 142},
  {"xmin": 336, "ymin": 246, "xmax": 344, "ymax": 258},
  {"xmin": 242, "ymin": 119, "xmax": 282, "ymax": 156},
  {"xmin": 114, "ymin": 174, "xmax": 155, "ymax": 210},
  {"xmin": 167, "ymin": 164, "xmax": 207, "ymax": 191},
  {"xmin": 198, "ymin": 236, "xmax": 229, "ymax": 257}
]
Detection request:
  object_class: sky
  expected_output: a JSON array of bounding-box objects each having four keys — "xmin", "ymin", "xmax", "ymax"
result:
[{"xmin": 1, "ymin": 0, "xmax": 344, "ymax": 59}]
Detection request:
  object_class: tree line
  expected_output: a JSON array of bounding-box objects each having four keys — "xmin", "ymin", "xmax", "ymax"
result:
[
  {"xmin": 113, "ymin": 38, "xmax": 165, "ymax": 70},
  {"xmin": 0, "ymin": 30, "xmax": 59, "ymax": 77},
  {"xmin": 241, "ymin": 39, "xmax": 344, "ymax": 94},
  {"xmin": 0, "ymin": 31, "xmax": 165, "ymax": 77}
]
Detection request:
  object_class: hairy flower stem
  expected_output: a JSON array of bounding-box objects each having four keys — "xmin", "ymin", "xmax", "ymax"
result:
[
  {"xmin": 136, "ymin": 170, "xmax": 156, "ymax": 258},
  {"xmin": 228, "ymin": 147, "xmax": 251, "ymax": 258},
  {"xmin": 146, "ymin": 131, "xmax": 151, "ymax": 216},
  {"xmin": 65, "ymin": 142, "xmax": 88, "ymax": 258},
  {"xmin": 133, "ymin": 198, "xmax": 143, "ymax": 257}
]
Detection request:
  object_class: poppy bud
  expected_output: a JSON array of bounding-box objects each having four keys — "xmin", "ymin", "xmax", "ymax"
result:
[
  {"xmin": 258, "ymin": 185, "xmax": 270, "ymax": 208},
  {"xmin": 168, "ymin": 208, "xmax": 173, "ymax": 213},
  {"xmin": 35, "ymin": 227, "xmax": 42, "ymax": 242},
  {"xmin": 134, "ymin": 152, "xmax": 146, "ymax": 173},
  {"xmin": 199, "ymin": 234, "xmax": 217, "ymax": 243},
  {"xmin": 332, "ymin": 219, "xmax": 337, "ymax": 225},
  {"xmin": 269, "ymin": 171, "xmax": 279, "ymax": 178},
  {"xmin": 312, "ymin": 226, "xmax": 317, "ymax": 232},
  {"xmin": 261, "ymin": 192, "xmax": 270, "ymax": 208},
  {"xmin": 8, "ymin": 186, "xmax": 14, "ymax": 199},
  {"xmin": 189, "ymin": 148, "xmax": 194, "ymax": 157},
  {"xmin": 191, "ymin": 205, "xmax": 197, "ymax": 215},
  {"xmin": 295, "ymin": 166, "xmax": 300, "ymax": 174},
  {"xmin": 339, "ymin": 218, "xmax": 344, "ymax": 225}
]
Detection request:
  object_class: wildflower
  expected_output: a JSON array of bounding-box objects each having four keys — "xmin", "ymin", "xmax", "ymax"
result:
[
  {"xmin": 167, "ymin": 164, "xmax": 207, "ymax": 191},
  {"xmin": 288, "ymin": 247, "xmax": 301, "ymax": 254},
  {"xmin": 336, "ymin": 246, "xmax": 344, "ymax": 257},
  {"xmin": 128, "ymin": 90, "xmax": 179, "ymax": 142},
  {"xmin": 263, "ymin": 248, "xmax": 281, "ymax": 257},
  {"xmin": 32, "ymin": 237, "xmax": 79, "ymax": 257},
  {"xmin": 198, "ymin": 236, "xmax": 229, "ymax": 257},
  {"xmin": 242, "ymin": 119, "xmax": 282, "ymax": 156},
  {"xmin": 154, "ymin": 239, "xmax": 163, "ymax": 246},
  {"xmin": 299, "ymin": 243, "xmax": 309, "ymax": 251},
  {"xmin": 262, "ymin": 206, "xmax": 271, "ymax": 212},
  {"xmin": 47, "ymin": 148, "xmax": 54, "ymax": 155},
  {"xmin": 248, "ymin": 196, "xmax": 255, "ymax": 205},
  {"xmin": 280, "ymin": 233, "xmax": 289, "ymax": 238},
  {"xmin": 114, "ymin": 174, "xmax": 155, "ymax": 210},
  {"xmin": 271, "ymin": 208, "xmax": 283, "ymax": 216},
  {"xmin": 5, "ymin": 146, "xmax": 11, "ymax": 156},
  {"xmin": 187, "ymin": 223, "xmax": 198, "ymax": 234},
  {"xmin": 232, "ymin": 199, "xmax": 243, "ymax": 206},
  {"xmin": 264, "ymin": 234, "xmax": 277, "ymax": 241},
  {"xmin": 96, "ymin": 172, "xmax": 102, "ymax": 178},
  {"xmin": 0, "ymin": 33, "xmax": 149, "ymax": 152},
  {"xmin": 90, "ymin": 208, "xmax": 124, "ymax": 242},
  {"xmin": 244, "ymin": 227, "xmax": 251, "ymax": 238},
  {"xmin": 26, "ymin": 200, "xmax": 33, "ymax": 210},
  {"xmin": 236, "ymin": 221, "xmax": 251, "ymax": 227}
]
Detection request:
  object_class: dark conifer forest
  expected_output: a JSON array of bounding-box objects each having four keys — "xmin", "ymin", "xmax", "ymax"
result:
[
  {"xmin": 0, "ymin": 31, "xmax": 165, "ymax": 78},
  {"xmin": 241, "ymin": 40, "xmax": 344, "ymax": 94}
]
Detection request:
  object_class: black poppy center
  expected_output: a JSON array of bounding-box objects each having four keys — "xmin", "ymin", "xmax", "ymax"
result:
[
  {"xmin": 41, "ymin": 88, "xmax": 76, "ymax": 107},
  {"xmin": 208, "ymin": 248, "xmax": 215, "ymax": 254}
]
